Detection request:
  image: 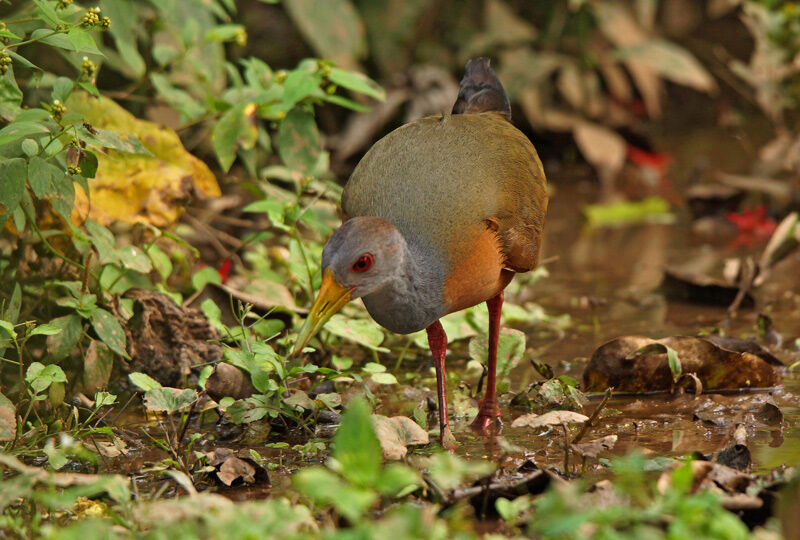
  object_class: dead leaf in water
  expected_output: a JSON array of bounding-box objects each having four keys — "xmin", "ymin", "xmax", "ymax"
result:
[
  {"xmin": 511, "ymin": 410, "xmax": 589, "ymax": 429},
  {"xmin": 571, "ymin": 435, "xmax": 618, "ymax": 459},
  {"xmin": 661, "ymin": 267, "xmax": 755, "ymax": 307},
  {"xmin": 372, "ymin": 415, "xmax": 429, "ymax": 460},
  {"xmin": 583, "ymin": 335, "xmax": 780, "ymax": 392}
]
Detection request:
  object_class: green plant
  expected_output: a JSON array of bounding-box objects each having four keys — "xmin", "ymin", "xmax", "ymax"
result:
[{"xmin": 525, "ymin": 454, "xmax": 752, "ymax": 539}]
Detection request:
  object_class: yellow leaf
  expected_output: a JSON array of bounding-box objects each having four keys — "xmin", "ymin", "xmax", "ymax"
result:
[{"xmin": 67, "ymin": 92, "xmax": 220, "ymax": 227}]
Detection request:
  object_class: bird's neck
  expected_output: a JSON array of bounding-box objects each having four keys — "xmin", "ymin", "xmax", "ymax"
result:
[{"xmin": 362, "ymin": 236, "xmax": 447, "ymax": 334}]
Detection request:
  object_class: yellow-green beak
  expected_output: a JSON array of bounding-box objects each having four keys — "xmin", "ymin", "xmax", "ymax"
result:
[{"xmin": 292, "ymin": 268, "xmax": 352, "ymax": 356}]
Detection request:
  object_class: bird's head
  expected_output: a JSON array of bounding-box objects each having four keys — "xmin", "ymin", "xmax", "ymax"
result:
[{"xmin": 292, "ymin": 217, "xmax": 405, "ymax": 355}]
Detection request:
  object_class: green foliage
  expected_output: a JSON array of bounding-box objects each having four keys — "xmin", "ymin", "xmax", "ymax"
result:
[{"xmin": 526, "ymin": 455, "xmax": 752, "ymax": 539}]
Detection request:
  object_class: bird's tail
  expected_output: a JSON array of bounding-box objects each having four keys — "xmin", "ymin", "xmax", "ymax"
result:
[{"xmin": 451, "ymin": 58, "xmax": 511, "ymax": 119}]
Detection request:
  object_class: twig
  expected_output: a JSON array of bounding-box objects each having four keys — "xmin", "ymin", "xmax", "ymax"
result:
[{"xmin": 572, "ymin": 387, "xmax": 613, "ymax": 445}]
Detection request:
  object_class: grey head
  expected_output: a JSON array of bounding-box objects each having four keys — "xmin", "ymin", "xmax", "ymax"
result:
[{"xmin": 321, "ymin": 216, "xmax": 408, "ymax": 299}]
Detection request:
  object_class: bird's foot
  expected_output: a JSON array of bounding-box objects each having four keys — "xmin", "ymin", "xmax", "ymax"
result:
[{"xmin": 470, "ymin": 401, "xmax": 501, "ymax": 434}]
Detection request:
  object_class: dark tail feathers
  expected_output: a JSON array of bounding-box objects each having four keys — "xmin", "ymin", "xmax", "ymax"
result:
[{"xmin": 451, "ymin": 58, "xmax": 511, "ymax": 119}]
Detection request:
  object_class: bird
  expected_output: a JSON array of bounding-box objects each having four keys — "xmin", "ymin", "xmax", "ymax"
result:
[{"xmin": 292, "ymin": 58, "xmax": 548, "ymax": 448}]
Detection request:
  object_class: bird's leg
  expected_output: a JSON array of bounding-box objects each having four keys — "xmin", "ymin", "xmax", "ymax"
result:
[
  {"xmin": 471, "ymin": 290, "xmax": 503, "ymax": 433},
  {"xmin": 426, "ymin": 321, "xmax": 456, "ymax": 450}
]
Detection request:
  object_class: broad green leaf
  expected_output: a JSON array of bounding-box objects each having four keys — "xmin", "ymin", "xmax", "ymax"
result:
[
  {"xmin": 33, "ymin": 0, "xmax": 62, "ymax": 28},
  {"xmin": 0, "ymin": 158, "xmax": 27, "ymax": 217},
  {"xmin": 370, "ymin": 372, "xmax": 398, "ymax": 385},
  {"xmin": 46, "ymin": 314, "xmax": 82, "ymax": 362},
  {"xmin": 90, "ymin": 309, "xmax": 128, "ymax": 359},
  {"xmin": 276, "ymin": 108, "xmax": 322, "ymax": 175},
  {"xmin": 468, "ymin": 328, "xmax": 526, "ymax": 380},
  {"xmin": 281, "ymin": 70, "xmax": 322, "ymax": 108},
  {"xmin": 147, "ymin": 244, "xmax": 172, "ymax": 280},
  {"xmin": 129, "ymin": 372, "xmax": 162, "ymax": 391},
  {"xmin": 283, "ymin": 0, "xmax": 366, "ymax": 70},
  {"xmin": 85, "ymin": 219, "xmax": 118, "ymax": 265},
  {"xmin": 116, "ymin": 245, "xmax": 152, "ymax": 273},
  {"xmin": 66, "ymin": 27, "xmax": 102, "ymax": 55},
  {"xmin": 329, "ymin": 397, "xmax": 382, "ymax": 487},
  {"xmin": 293, "ymin": 466, "xmax": 377, "ymax": 522},
  {"xmin": 143, "ymin": 387, "xmax": 197, "ymax": 413},
  {"xmin": 324, "ymin": 314, "xmax": 388, "ymax": 352},
  {"xmin": 149, "ymin": 73, "xmax": 205, "ymax": 121},
  {"xmin": 211, "ymin": 102, "xmax": 258, "ymax": 172},
  {"xmin": 28, "ymin": 324, "xmax": 62, "ymax": 337},
  {"xmin": 77, "ymin": 124, "xmax": 153, "ymax": 156},
  {"xmin": 26, "ymin": 362, "xmax": 67, "ymax": 394},
  {"xmin": 327, "ymin": 67, "xmax": 385, "ymax": 101},
  {"xmin": 84, "ymin": 340, "xmax": 114, "ymax": 393},
  {"xmin": 191, "ymin": 266, "xmax": 222, "ymax": 291},
  {"xmin": 101, "ymin": 0, "xmax": 146, "ymax": 77},
  {"xmin": 0, "ymin": 121, "xmax": 50, "ymax": 146},
  {"xmin": 204, "ymin": 24, "xmax": 245, "ymax": 42}
]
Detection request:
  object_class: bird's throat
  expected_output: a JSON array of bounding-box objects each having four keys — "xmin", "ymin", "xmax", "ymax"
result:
[{"xmin": 361, "ymin": 239, "xmax": 447, "ymax": 335}]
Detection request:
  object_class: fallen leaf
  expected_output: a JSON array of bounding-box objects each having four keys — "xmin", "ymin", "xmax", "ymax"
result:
[
  {"xmin": 371, "ymin": 414, "xmax": 429, "ymax": 460},
  {"xmin": 66, "ymin": 92, "xmax": 220, "ymax": 227},
  {"xmin": 0, "ymin": 391, "xmax": 16, "ymax": 442},
  {"xmin": 571, "ymin": 435, "xmax": 618, "ymax": 459},
  {"xmin": 583, "ymin": 335, "xmax": 780, "ymax": 392},
  {"xmin": 511, "ymin": 410, "xmax": 589, "ymax": 429},
  {"xmin": 660, "ymin": 267, "xmax": 755, "ymax": 308}
]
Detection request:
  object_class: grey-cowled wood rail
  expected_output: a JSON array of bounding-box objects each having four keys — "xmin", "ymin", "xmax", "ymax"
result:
[{"xmin": 292, "ymin": 58, "xmax": 548, "ymax": 448}]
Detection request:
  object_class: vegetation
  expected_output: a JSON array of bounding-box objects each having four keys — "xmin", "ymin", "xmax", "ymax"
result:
[{"xmin": 0, "ymin": 0, "xmax": 798, "ymax": 539}]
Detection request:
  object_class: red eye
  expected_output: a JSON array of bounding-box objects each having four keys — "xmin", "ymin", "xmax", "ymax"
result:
[{"xmin": 351, "ymin": 254, "xmax": 373, "ymax": 273}]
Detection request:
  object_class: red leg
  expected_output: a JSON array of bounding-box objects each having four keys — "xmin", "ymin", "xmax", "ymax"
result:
[
  {"xmin": 471, "ymin": 290, "xmax": 503, "ymax": 433},
  {"xmin": 426, "ymin": 321, "xmax": 456, "ymax": 450}
]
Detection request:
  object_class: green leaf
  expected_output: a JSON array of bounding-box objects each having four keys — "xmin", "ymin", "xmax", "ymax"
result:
[
  {"xmin": 370, "ymin": 372, "xmax": 398, "ymax": 385},
  {"xmin": 33, "ymin": 0, "xmax": 63, "ymax": 28},
  {"xmin": 0, "ymin": 320, "xmax": 17, "ymax": 340},
  {"xmin": 129, "ymin": 372, "xmax": 162, "ymax": 391},
  {"xmin": 116, "ymin": 245, "xmax": 152, "ymax": 273},
  {"xmin": 77, "ymin": 124, "xmax": 153, "ymax": 156},
  {"xmin": 27, "ymin": 156, "xmax": 63, "ymax": 199},
  {"xmin": 66, "ymin": 27, "xmax": 102, "ymax": 55},
  {"xmin": 205, "ymin": 24, "xmax": 245, "ymax": 42},
  {"xmin": 211, "ymin": 102, "xmax": 258, "ymax": 172},
  {"xmin": 94, "ymin": 391, "xmax": 117, "ymax": 408},
  {"xmin": 6, "ymin": 283, "xmax": 22, "ymax": 324},
  {"xmin": 102, "ymin": 0, "xmax": 146, "ymax": 77},
  {"xmin": 0, "ymin": 158, "xmax": 27, "ymax": 217},
  {"xmin": 26, "ymin": 362, "xmax": 67, "ymax": 394},
  {"xmin": 47, "ymin": 314, "xmax": 83, "ymax": 362},
  {"xmin": 327, "ymin": 67, "xmax": 385, "ymax": 101},
  {"xmin": 28, "ymin": 324, "xmax": 62, "ymax": 337},
  {"xmin": 376, "ymin": 463, "xmax": 420, "ymax": 496},
  {"xmin": 0, "ymin": 71, "xmax": 23, "ymax": 117},
  {"xmin": 282, "ymin": 70, "xmax": 322, "ymax": 108},
  {"xmin": 283, "ymin": 0, "xmax": 366, "ymax": 70},
  {"xmin": 90, "ymin": 309, "xmax": 128, "ymax": 359},
  {"xmin": 293, "ymin": 466, "xmax": 377, "ymax": 522},
  {"xmin": 191, "ymin": 266, "xmax": 222, "ymax": 291},
  {"xmin": 324, "ymin": 314, "xmax": 388, "ymax": 352},
  {"xmin": 667, "ymin": 347, "xmax": 682, "ymax": 383},
  {"xmin": 143, "ymin": 387, "xmax": 197, "ymax": 413},
  {"xmin": 147, "ymin": 244, "xmax": 172, "ymax": 280},
  {"xmin": 21, "ymin": 139, "xmax": 39, "ymax": 157},
  {"xmin": 149, "ymin": 73, "xmax": 205, "ymax": 121},
  {"xmin": 329, "ymin": 397, "xmax": 382, "ymax": 488},
  {"xmin": 468, "ymin": 328, "xmax": 526, "ymax": 380},
  {"xmin": 85, "ymin": 219, "xmax": 118, "ymax": 265},
  {"xmin": 0, "ymin": 121, "xmax": 50, "ymax": 146},
  {"xmin": 84, "ymin": 340, "xmax": 114, "ymax": 393},
  {"xmin": 276, "ymin": 108, "xmax": 322, "ymax": 175}
]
